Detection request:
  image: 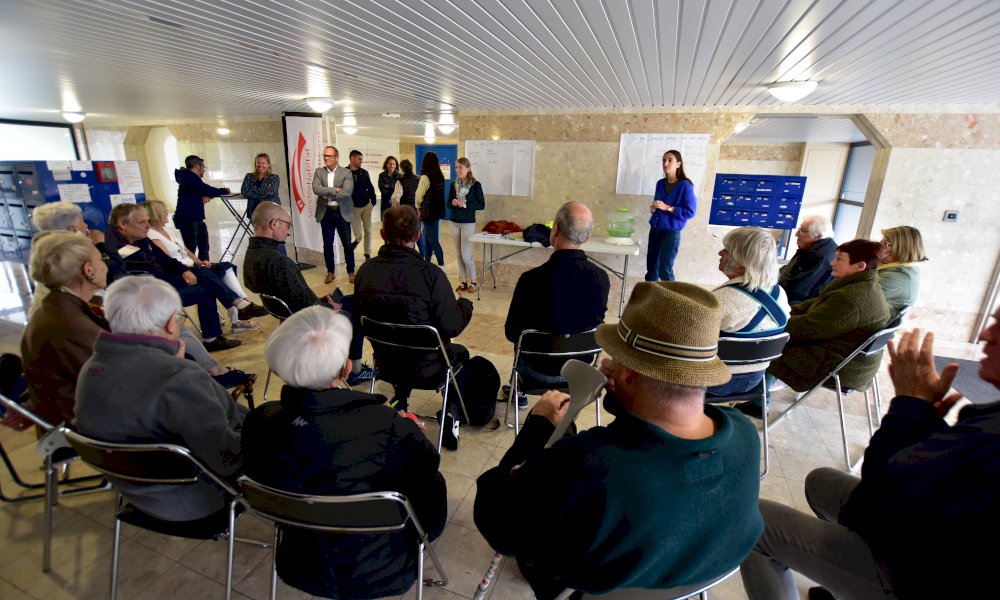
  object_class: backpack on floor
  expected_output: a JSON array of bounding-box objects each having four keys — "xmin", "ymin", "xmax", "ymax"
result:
[{"xmin": 460, "ymin": 356, "xmax": 500, "ymax": 426}]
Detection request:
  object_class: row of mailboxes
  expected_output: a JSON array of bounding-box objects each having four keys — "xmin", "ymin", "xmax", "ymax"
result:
[{"xmin": 709, "ymin": 174, "xmax": 806, "ymax": 230}]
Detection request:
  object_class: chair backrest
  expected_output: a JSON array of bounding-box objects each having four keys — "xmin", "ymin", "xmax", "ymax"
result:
[
  {"xmin": 515, "ymin": 329, "xmax": 601, "ymax": 358},
  {"xmin": 829, "ymin": 318, "xmax": 907, "ymax": 375},
  {"xmin": 258, "ymin": 293, "xmax": 293, "ymax": 321},
  {"xmin": 237, "ymin": 475, "xmax": 422, "ymax": 535},
  {"xmin": 717, "ymin": 332, "xmax": 790, "ymax": 366},
  {"xmin": 555, "ymin": 565, "xmax": 741, "ymax": 600},
  {"xmin": 60, "ymin": 427, "xmax": 236, "ymax": 494},
  {"xmin": 360, "ymin": 316, "xmax": 451, "ymax": 364}
]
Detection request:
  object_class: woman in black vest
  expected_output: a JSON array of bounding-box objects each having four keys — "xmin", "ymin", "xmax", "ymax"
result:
[
  {"xmin": 396, "ymin": 159, "xmax": 419, "ymax": 208},
  {"xmin": 415, "ymin": 152, "xmax": 446, "ymax": 265}
]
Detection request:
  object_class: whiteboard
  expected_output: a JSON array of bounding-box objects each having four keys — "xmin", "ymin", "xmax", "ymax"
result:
[
  {"xmin": 615, "ymin": 133, "xmax": 710, "ymax": 196},
  {"xmin": 465, "ymin": 140, "xmax": 535, "ymax": 196}
]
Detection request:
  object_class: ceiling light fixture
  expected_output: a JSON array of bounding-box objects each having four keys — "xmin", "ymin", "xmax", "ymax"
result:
[
  {"xmin": 766, "ymin": 81, "xmax": 818, "ymax": 102},
  {"xmin": 305, "ymin": 97, "xmax": 335, "ymax": 112},
  {"xmin": 62, "ymin": 111, "xmax": 86, "ymax": 123},
  {"xmin": 734, "ymin": 121, "xmax": 751, "ymax": 133},
  {"xmin": 217, "ymin": 127, "xmax": 230, "ymax": 135},
  {"xmin": 437, "ymin": 112, "xmax": 456, "ymax": 135},
  {"xmin": 342, "ymin": 126, "xmax": 358, "ymax": 135},
  {"xmin": 424, "ymin": 124, "xmax": 437, "ymax": 144}
]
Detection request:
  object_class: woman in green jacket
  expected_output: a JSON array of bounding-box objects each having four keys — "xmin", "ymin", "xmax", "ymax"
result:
[
  {"xmin": 877, "ymin": 225, "xmax": 927, "ymax": 315},
  {"xmin": 766, "ymin": 239, "xmax": 891, "ymax": 394},
  {"xmin": 448, "ymin": 157, "xmax": 485, "ymax": 292}
]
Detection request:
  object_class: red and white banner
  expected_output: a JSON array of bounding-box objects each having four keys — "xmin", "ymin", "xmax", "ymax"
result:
[{"xmin": 283, "ymin": 114, "xmax": 324, "ymax": 253}]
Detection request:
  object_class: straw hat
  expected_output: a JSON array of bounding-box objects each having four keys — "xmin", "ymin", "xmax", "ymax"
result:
[{"xmin": 595, "ymin": 281, "xmax": 731, "ymax": 387}]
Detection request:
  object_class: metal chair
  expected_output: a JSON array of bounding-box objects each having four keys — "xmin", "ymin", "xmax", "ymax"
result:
[
  {"xmin": 360, "ymin": 316, "xmax": 470, "ymax": 453},
  {"xmin": 61, "ymin": 427, "xmax": 267, "ymax": 600},
  {"xmin": 257, "ymin": 293, "xmax": 293, "ymax": 402},
  {"xmin": 508, "ymin": 329, "xmax": 602, "ymax": 434},
  {"xmin": 237, "ymin": 475, "xmax": 449, "ymax": 600},
  {"xmin": 0, "ymin": 394, "xmax": 109, "ymax": 571},
  {"xmin": 552, "ymin": 566, "xmax": 740, "ymax": 600},
  {"xmin": 708, "ymin": 332, "xmax": 790, "ymax": 479},
  {"xmin": 770, "ymin": 312, "xmax": 907, "ymax": 471}
]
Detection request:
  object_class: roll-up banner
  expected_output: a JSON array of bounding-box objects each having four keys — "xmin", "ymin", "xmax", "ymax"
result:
[{"xmin": 282, "ymin": 112, "xmax": 324, "ymax": 254}]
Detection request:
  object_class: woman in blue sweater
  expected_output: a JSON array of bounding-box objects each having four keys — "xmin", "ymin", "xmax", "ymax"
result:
[{"xmin": 646, "ymin": 150, "xmax": 697, "ymax": 281}]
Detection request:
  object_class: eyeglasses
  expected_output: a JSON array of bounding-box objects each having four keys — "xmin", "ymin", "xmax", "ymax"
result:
[
  {"xmin": 323, "ymin": 154, "xmax": 336, "ymax": 158},
  {"xmin": 176, "ymin": 312, "xmax": 189, "ymax": 325},
  {"xmin": 275, "ymin": 218, "xmax": 293, "ymax": 229}
]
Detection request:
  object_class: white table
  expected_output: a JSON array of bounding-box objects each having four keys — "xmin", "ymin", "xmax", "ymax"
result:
[{"xmin": 471, "ymin": 233, "xmax": 641, "ymax": 316}]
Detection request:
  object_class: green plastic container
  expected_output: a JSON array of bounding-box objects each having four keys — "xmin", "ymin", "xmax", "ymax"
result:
[{"xmin": 607, "ymin": 208, "xmax": 634, "ymax": 239}]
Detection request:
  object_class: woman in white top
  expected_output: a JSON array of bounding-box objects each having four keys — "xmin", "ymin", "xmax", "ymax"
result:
[{"xmin": 145, "ymin": 200, "xmax": 260, "ymax": 333}]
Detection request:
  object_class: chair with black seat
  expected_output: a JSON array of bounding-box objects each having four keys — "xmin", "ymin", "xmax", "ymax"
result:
[
  {"xmin": 507, "ymin": 329, "xmax": 602, "ymax": 434},
  {"xmin": 258, "ymin": 293, "xmax": 293, "ymax": 403},
  {"xmin": 706, "ymin": 333, "xmax": 790, "ymax": 479},
  {"xmin": 551, "ymin": 565, "xmax": 740, "ymax": 600},
  {"xmin": 0, "ymin": 394, "xmax": 109, "ymax": 572},
  {"xmin": 237, "ymin": 475, "xmax": 449, "ymax": 600},
  {"xmin": 360, "ymin": 316, "xmax": 470, "ymax": 453},
  {"xmin": 60, "ymin": 426, "xmax": 267, "ymax": 600},
  {"xmin": 769, "ymin": 311, "xmax": 908, "ymax": 471}
]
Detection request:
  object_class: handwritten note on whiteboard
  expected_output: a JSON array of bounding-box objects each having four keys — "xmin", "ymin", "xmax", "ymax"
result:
[
  {"xmin": 615, "ymin": 133, "xmax": 710, "ymax": 196},
  {"xmin": 465, "ymin": 140, "xmax": 535, "ymax": 196}
]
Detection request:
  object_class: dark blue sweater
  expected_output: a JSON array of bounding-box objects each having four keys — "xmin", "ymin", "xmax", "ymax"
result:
[
  {"xmin": 174, "ymin": 168, "xmax": 229, "ymax": 220},
  {"xmin": 648, "ymin": 178, "xmax": 696, "ymax": 231}
]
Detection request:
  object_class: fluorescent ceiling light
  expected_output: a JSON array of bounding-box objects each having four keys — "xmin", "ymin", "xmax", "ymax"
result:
[
  {"xmin": 437, "ymin": 112, "xmax": 456, "ymax": 135},
  {"xmin": 305, "ymin": 97, "xmax": 335, "ymax": 112},
  {"xmin": 734, "ymin": 121, "xmax": 750, "ymax": 133},
  {"xmin": 342, "ymin": 126, "xmax": 358, "ymax": 135},
  {"xmin": 424, "ymin": 124, "xmax": 436, "ymax": 144},
  {"xmin": 217, "ymin": 127, "xmax": 230, "ymax": 135},
  {"xmin": 424, "ymin": 135, "xmax": 437, "ymax": 144},
  {"xmin": 437, "ymin": 124, "xmax": 456, "ymax": 135},
  {"xmin": 62, "ymin": 111, "xmax": 86, "ymax": 123},
  {"xmin": 766, "ymin": 81, "xmax": 818, "ymax": 102}
]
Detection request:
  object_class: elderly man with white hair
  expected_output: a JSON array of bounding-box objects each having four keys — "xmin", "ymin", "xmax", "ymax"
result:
[
  {"xmin": 240, "ymin": 306, "xmax": 446, "ymax": 598},
  {"xmin": 709, "ymin": 226, "xmax": 791, "ymax": 407},
  {"xmin": 778, "ymin": 215, "xmax": 837, "ymax": 305},
  {"xmin": 75, "ymin": 275, "xmax": 247, "ymax": 522}
]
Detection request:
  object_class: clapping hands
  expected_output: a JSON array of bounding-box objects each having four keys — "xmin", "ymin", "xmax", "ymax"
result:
[{"xmin": 887, "ymin": 329, "xmax": 963, "ymax": 418}]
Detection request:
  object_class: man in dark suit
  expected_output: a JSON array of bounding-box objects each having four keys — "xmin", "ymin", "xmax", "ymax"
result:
[{"xmin": 312, "ymin": 146, "xmax": 355, "ymax": 284}]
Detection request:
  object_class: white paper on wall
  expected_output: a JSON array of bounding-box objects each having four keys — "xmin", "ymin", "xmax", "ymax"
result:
[
  {"xmin": 615, "ymin": 133, "xmax": 710, "ymax": 196},
  {"xmin": 109, "ymin": 194, "xmax": 136, "ymax": 207},
  {"xmin": 114, "ymin": 161, "xmax": 145, "ymax": 194},
  {"xmin": 57, "ymin": 183, "xmax": 92, "ymax": 203},
  {"xmin": 465, "ymin": 140, "xmax": 535, "ymax": 196}
]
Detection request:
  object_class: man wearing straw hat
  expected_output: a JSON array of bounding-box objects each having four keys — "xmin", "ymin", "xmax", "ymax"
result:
[{"xmin": 475, "ymin": 281, "xmax": 763, "ymax": 599}]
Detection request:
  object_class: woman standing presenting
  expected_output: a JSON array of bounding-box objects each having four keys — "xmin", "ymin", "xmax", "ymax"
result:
[
  {"xmin": 378, "ymin": 155, "xmax": 401, "ymax": 217},
  {"xmin": 241, "ymin": 153, "xmax": 281, "ymax": 219},
  {"xmin": 415, "ymin": 151, "xmax": 446, "ymax": 265},
  {"xmin": 448, "ymin": 157, "xmax": 485, "ymax": 292},
  {"xmin": 646, "ymin": 150, "xmax": 696, "ymax": 281}
]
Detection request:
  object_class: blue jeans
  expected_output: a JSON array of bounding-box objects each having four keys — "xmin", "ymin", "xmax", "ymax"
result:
[
  {"xmin": 173, "ymin": 215, "xmax": 210, "ymax": 262},
  {"xmin": 706, "ymin": 370, "xmax": 764, "ymax": 398},
  {"xmin": 320, "ymin": 208, "xmax": 355, "ymax": 275},
  {"xmin": 646, "ymin": 228, "xmax": 681, "ymax": 281},
  {"xmin": 189, "ymin": 264, "xmax": 241, "ymax": 306},
  {"xmin": 419, "ymin": 219, "xmax": 444, "ymax": 265}
]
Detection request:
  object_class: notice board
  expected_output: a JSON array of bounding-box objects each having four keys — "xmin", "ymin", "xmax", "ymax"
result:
[
  {"xmin": 465, "ymin": 140, "xmax": 535, "ymax": 196},
  {"xmin": 615, "ymin": 133, "xmax": 710, "ymax": 196}
]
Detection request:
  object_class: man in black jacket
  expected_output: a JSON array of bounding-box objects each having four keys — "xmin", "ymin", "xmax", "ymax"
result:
[
  {"xmin": 778, "ymin": 215, "xmax": 836, "ymax": 304},
  {"xmin": 241, "ymin": 306, "xmax": 447, "ymax": 598},
  {"xmin": 354, "ymin": 205, "xmax": 473, "ymax": 447},
  {"xmin": 349, "ymin": 150, "xmax": 378, "ymax": 262}
]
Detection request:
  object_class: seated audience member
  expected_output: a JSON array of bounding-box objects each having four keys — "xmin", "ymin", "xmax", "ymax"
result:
[
  {"xmin": 741, "ymin": 323, "xmax": 1000, "ymax": 599},
  {"xmin": 504, "ymin": 201, "xmax": 610, "ymax": 399},
  {"xmin": 708, "ymin": 227, "xmax": 790, "ymax": 403},
  {"xmin": 877, "ymin": 225, "xmax": 927, "ymax": 315},
  {"xmin": 241, "ymin": 306, "xmax": 447, "ymax": 598},
  {"xmin": 761, "ymin": 240, "xmax": 891, "ymax": 416},
  {"xmin": 21, "ymin": 232, "xmax": 108, "ymax": 426},
  {"xmin": 145, "ymin": 199, "xmax": 259, "ymax": 332},
  {"xmin": 243, "ymin": 201, "xmax": 372, "ymax": 385},
  {"xmin": 354, "ymin": 205, "xmax": 473, "ymax": 447},
  {"xmin": 779, "ymin": 216, "xmax": 836, "ymax": 304},
  {"xmin": 75, "ymin": 276, "xmax": 247, "ymax": 521},
  {"xmin": 475, "ymin": 282, "xmax": 763, "ymax": 599},
  {"xmin": 104, "ymin": 203, "xmax": 255, "ymax": 351},
  {"xmin": 30, "ymin": 202, "xmax": 254, "ymax": 390}
]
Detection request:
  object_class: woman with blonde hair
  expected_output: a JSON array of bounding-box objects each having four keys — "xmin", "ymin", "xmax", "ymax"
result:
[
  {"xmin": 145, "ymin": 199, "xmax": 260, "ymax": 333},
  {"xmin": 447, "ymin": 157, "xmax": 485, "ymax": 292},
  {"xmin": 21, "ymin": 231, "xmax": 109, "ymax": 426},
  {"xmin": 878, "ymin": 225, "xmax": 927, "ymax": 314},
  {"xmin": 241, "ymin": 152, "xmax": 281, "ymax": 219}
]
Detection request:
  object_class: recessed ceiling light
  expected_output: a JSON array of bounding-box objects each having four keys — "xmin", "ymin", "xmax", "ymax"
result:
[
  {"xmin": 766, "ymin": 81, "xmax": 818, "ymax": 102},
  {"xmin": 217, "ymin": 127, "xmax": 230, "ymax": 135},
  {"xmin": 382, "ymin": 113, "xmax": 401, "ymax": 119},
  {"xmin": 62, "ymin": 112, "xmax": 86, "ymax": 123},
  {"xmin": 305, "ymin": 97, "xmax": 335, "ymax": 112},
  {"xmin": 342, "ymin": 126, "xmax": 358, "ymax": 135},
  {"xmin": 734, "ymin": 121, "xmax": 751, "ymax": 133}
]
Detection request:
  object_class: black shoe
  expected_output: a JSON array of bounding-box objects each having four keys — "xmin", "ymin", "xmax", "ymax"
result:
[
  {"xmin": 441, "ymin": 413, "xmax": 459, "ymax": 451},
  {"xmin": 808, "ymin": 588, "xmax": 836, "ymax": 600},
  {"xmin": 211, "ymin": 368, "xmax": 255, "ymax": 389},
  {"xmin": 364, "ymin": 253, "xmax": 371, "ymax": 261},
  {"xmin": 204, "ymin": 336, "xmax": 242, "ymax": 352},
  {"xmin": 350, "ymin": 240, "xmax": 359, "ymax": 250},
  {"xmin": 237, "ymin": 303, "xmax": 268, "ymax": 320},
  {"xmin": 346, "ymin": 364, "xmax": 374, "ymax": 386},
  {"xmin": 734, "ymin": 400, "xmax": 764, "ymax": 420}
]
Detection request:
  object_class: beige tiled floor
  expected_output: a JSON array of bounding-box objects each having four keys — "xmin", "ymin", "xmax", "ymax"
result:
[{"xmin": 0, "ymin": 201, "xmax": 988, "ymax": 599}]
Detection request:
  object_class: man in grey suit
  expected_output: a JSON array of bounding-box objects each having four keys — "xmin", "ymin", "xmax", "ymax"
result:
[{"xmin": 312, "ymin": 146, "xmax": 356, "ymax": 284}]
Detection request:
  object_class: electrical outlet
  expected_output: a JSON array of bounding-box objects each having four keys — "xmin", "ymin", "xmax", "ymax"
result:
[{"xmin": 944, "ymin": 210, "xmax": 959, "ymax": 222}]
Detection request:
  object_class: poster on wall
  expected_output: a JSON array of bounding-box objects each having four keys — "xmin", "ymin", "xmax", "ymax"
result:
[
  {"xmin": 282, "ymin": 113, "xmax": 325, "ymax": 253},
  {"xmin": 114, "ymin": 160, "xmax": 145, "ymax": 194},
  {"xmin": 615, "ymin": 133, "xmax": 710, "ymax": 196},
  {"xmin": 464, "ymin": 140, "xmax": 535, "ymax": 196}
]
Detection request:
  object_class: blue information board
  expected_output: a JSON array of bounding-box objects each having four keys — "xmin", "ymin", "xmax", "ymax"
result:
[{"xmin": 708, "ymin": 174, "xmax": 806, "ymax": 229}]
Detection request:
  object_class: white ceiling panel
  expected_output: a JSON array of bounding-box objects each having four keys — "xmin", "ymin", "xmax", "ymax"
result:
[
  {"xmin": 728, "ymin": 116, "xmax": 868, "ymax": 143},
  {"xmin": 0, "ymin": 0, "xmax": 997, "ymax": 138}
]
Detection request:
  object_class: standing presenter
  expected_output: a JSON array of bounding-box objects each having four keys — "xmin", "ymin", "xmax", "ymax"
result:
[{"xmin": 646, "ymin": 150, "xmax": 696, "ymax": 281}]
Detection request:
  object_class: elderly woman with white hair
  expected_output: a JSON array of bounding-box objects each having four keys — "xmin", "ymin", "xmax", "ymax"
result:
[
  {"xmin": 74, "ymin": 275, "xmax": 247, "ymax": 522},
  {"xmin": 708, "ymin": 227, "xmax": 791, "ymax": 400},
  {"xmin": 240, "ymin": 306, "xmax": 447, "ymax": 598}
]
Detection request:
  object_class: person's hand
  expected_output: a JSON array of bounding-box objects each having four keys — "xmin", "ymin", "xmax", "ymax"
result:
[
  {"xmin": 530, "ymin": 390, "xmax": 571, "ymax": 426},
  {"xmin": 335, "ymin": 187, "xmax": 343, "ymax": 193},
  {"xmin": 201, "ymin": 260, "xmax": 212, "ymax": 267},
  {"xmin": 452, "ymin": 199, "xmax": 461, "ymax": 206},
  {"xmin": 888, "ymin": 329, "xmax": 963, "ymax": 417},
  {"xmin": 652, "ymin": 200, "xmax": 669, "ymax": 211},
  {"xmin": 202, "ymin": 195, "xmax": 212, "ymax": 205},
  {"xmin": 320, "ymin": 295, "xmax": 342, "ymax": 311},
  {"xmin": 598, "ymin": 357, "xmax": 618, "ymax": 395},
  {"xmin": 223, "ymin": 188, "xmax": 231, "ymax": 195},
  {"xmin": 89, "ymin": 229, "xmax": 105, "ymax": 243},
  {"xmin": 181, "ymin": 271, "xmax": 197, "ymax": 286},
  {"xmin": 390, "ymin": 198, "xmax": 400, "ymax": 207}
]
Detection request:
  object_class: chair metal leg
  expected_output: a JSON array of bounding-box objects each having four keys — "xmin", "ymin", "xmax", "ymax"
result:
[
  {"xmin": 436, "ymin": 376, "xmax": 449, "ymax": 454},
  {"xmin": 864, "ymin": 387, "xmax": 875, "ymax": 437},
  {"xmin": 225, "ymin": 498, "xmax": 237, "ymax": 600},
  {"xmin": 422, "ymin": 537, "xmax": 449, "ymax": 587},
  {"xmin": 595, "ymin": 396, "xmax": 601, "ymax": 427},
  {"xmin": 43, "ymin": 452, "xmax": 57, "ymax": 572},
  {"xmin": 873, "ymin": 375, "xmax": 883, "ymax": 427},
  {"xmin": 512, "ymin": 373, "xmax": 521, "ymax": 434},
  {"xmin": 263, "ymin": 369, "xmax": 273, "ymax": 402},
  {"xmin": 416, "ymin": 541, "xmax": 425, "ymax": 600},
  {"xmin": 761, "ymin": 384, "xmax": 770, "ymax": 480},
  {"xmin": 369, "ymin": 371, "xmax": 377, "ymax": 395},
  {"xmin": 833, "ymin": 376, "xmax": 861, "ymax": 471},
  {"xmin": 111, "ymin": 496, "xmax": 123, "ymax": 600},
  {"xmin": 270, "ymin": 526, "xmax": 280, "ymax": 600}
]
